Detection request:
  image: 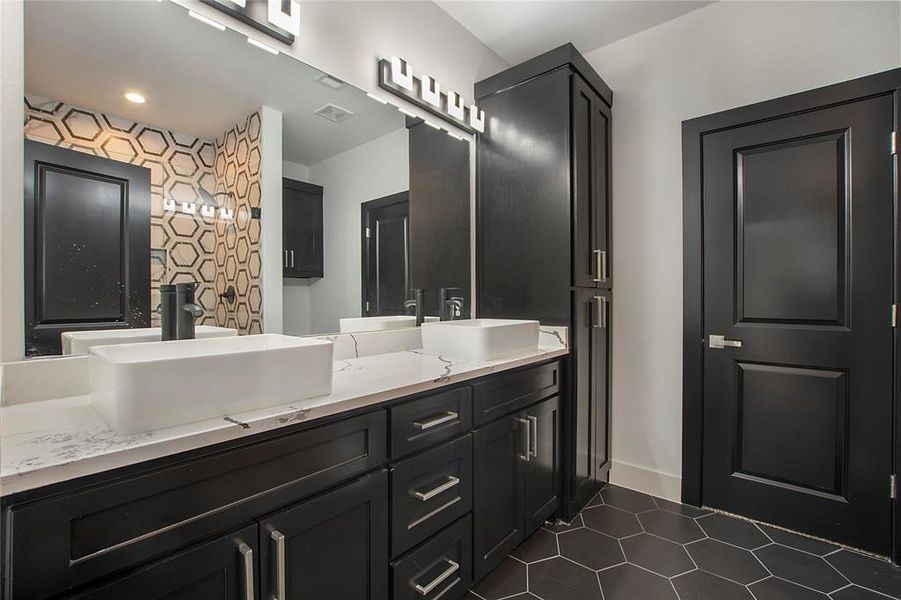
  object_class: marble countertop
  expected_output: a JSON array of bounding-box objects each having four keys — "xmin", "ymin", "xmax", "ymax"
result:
[{"xmin": 1, "ymin": 341, "xmax": 567, "ymax": 497}]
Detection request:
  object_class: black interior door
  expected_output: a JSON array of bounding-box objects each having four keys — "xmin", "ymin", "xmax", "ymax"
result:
[
  {"xmin": 259, "ymin": 471, "xmax": 389, "ymax": 600},
  {"xmin": 71, "ymin": 525, "xmax": 257, "ymax": 600},
  {"xmin": 702, "ymin": 95, "xmax": 894, "ymax": 554},
  {"xmin": 361, "ymin": 192, "xmax": 409, "ymax": 316},
  {"xmin": 24, "ymin": 140, "xmax": 151, "ymax": 356},
  {"xmin": 283, "ymin": 178, "xmax": 323, "ymax": 278},
  {"xmin": 522, "ymin": 396, "xmax": 561, "ymax": 533}
]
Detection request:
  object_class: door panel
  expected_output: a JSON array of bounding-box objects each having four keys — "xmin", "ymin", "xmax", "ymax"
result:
[
  {"xmin": 572, "ymin": 75, "xmax": 596, "ymax": 288},
  {"xmin": 362, "ymin": 192, "xmax": 409, "ymax": 316},
  {"xmin": 523, "ymin": 396, "xmax": 561, "ymax": 534},
  {"xmin": 702, "ymin": 95, "xmax": 894, "ymax": 554}
]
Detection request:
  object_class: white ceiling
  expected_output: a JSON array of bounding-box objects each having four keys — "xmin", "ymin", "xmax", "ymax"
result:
[
  {"xmin": 436, "ymin": 0, "xmax": 713, "ymax": 65},
  {"xmin": 24, "ymin": 1, "xmax": 404, "ymax": 166}
]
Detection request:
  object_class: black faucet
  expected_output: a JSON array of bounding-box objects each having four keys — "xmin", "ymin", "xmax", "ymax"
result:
[
  {"xmin": 404, "ymin": 288, "xmax": 425, "ymax": 326},
  {"xmin": 160, "ymin": 282, "xmax": 204, "ymax": 341},
  {"xmin": 439, "ymin": 287, "xmax": 464, "ymax": 321}
]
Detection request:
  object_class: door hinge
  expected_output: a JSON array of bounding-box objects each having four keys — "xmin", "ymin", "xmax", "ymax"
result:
[
  {"xmin": 892, "ymin": 132, "xmax": 897, "ymax": 155},
  {"xmin": 365, "ymin": 227, "xmax": 371, "ymax": 239},
  {"xmin": 891, "ymin": 474, "xmax": 897, "ymax": 499},
  {"xmin": 893, "ymin": 304, "xmax": 897, "ymax": 328}
]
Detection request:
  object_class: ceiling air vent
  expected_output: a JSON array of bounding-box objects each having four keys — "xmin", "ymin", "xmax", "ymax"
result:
[
  {"xmin": 316, "ymin": 73, "xmax": 347, "ymax": 90},
  {"xmin": 314, "ymin": 104, "xmax": 354, "ymax": 123}
]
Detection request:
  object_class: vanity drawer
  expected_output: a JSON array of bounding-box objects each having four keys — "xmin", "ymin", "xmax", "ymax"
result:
[
  {"xmin": 390, "ymin": 386, "xmax": 472, "ymax": 458},
  {"xmin": 391, "ymin": 515, "xmax": 473, "ymax": 600},
  {"xmin": 391, "ymin": 434, "xmax": 472, "ymax": 557},
  {"xmin": 5, "ymin": 411, "xmax": 387, "ymax": 600},
  {"xmin": 473, "ymin": 361, "xmax": 560, "ymax": 426}
]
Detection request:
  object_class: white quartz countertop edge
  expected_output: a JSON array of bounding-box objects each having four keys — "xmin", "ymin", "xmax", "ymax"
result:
[{"xmin": 1, "ymin": 345, "xmax": 567, "ymax": 496}]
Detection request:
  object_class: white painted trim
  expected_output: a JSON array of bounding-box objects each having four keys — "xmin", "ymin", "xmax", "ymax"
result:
[
  {"xmin": 610, "ymin": 460, "xmax": 681, "ymax": 503},
  {"xmin": 259, "ymin": 106, "xmax": 283, "ymax": 334}
]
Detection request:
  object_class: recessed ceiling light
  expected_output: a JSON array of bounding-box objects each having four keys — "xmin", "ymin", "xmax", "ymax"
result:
[{"xmin": 124, "ymin": 92, "xmax": 146, "ymax": 104}]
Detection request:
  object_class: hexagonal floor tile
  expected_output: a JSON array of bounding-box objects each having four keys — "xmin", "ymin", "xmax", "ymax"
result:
[
  {"xmin": 638, "ymin": 509, "xmax": 705, "ymax": 544},
  {"xmin": 698, "ymin": 513, "xmax": 770, "ymax": 549},
  {"xmin": 601, "ymin": 486, "xmax": 657, "ymax": 513},
  {"xmin": 748, "ymin": 577, "xmax": 829, "ymax": 600},
  {"xmin": 582, "ymin": 505, "xmax": 642, "ymax": 538},
  {"xmin": 512, "ymin": 528, "xmax": 558, "ymax": 563},
  {"xmin": 685, "ymin": 538, "xmax": 768, "ymax": 585},
  {"xmin": 826, "ymin": 550, "xmax": 901, "ymax": 598},
  {"xmin": 621, "ymin": 533, "xmax": 694, "ymax": 577},
  {"xmin": 756, "ymin": 525, "xmax": 838, "ymax": 557},
  {"xmin": 597, "ymin": 564, "xmax": 677, "ymax": 600},
  {"xmin": 672, "ymin": 570, "xmax": 755, "ymax": 600},
  {"xmin": 755, "ymin": 544, "xmax": 848, "ymax": 593},
  {"xmin": 471, "ymin": 557, "xmax": 526, "ymax": 600},
  {"xmin": 558, "ymin": 527, "xmax": 624, "ymax": 570},
  {"xmin": 529, "ymin": 557, "xmax": 602, "ymax": 600},
  {"xmin": 832, "ymin": 585, "xmax": 900, "ymax": 600},
  {"xmin": 654, "ymin": 497, "xmax": 711, "ymax": 518}
]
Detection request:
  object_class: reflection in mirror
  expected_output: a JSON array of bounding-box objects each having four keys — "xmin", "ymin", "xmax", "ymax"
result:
[{"xmin": 22, "ymin": 0, "xmax": 470, "ymax": 356}]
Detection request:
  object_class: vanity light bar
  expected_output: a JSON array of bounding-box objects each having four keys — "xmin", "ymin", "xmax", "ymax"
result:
[
  {"xmin": 163, "ymin": 199, "xmax": 234, "ymax": 220},
  {"xmin": 247, "ymin": 36, "xmax": 280, "ymax": 55},
  {"xmin": 188, "ymin": 10, "xmax": 227, "ymax": 31}
]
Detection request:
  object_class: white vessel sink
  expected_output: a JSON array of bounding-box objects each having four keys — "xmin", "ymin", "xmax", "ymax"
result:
[
  {"xmin": 339, "ymin": 315, "xmax": 438, "ymax": 333},
  {"xmin": 90, "ymin": 334, "xmax": 333, "ymax": 434},
  {"xmin": 62, "ymin": 326, "xmax": 237, "ymax": 355},
  {"xmin": 420, "ymin": 319, "xmax": 540, "ymax": 361}
]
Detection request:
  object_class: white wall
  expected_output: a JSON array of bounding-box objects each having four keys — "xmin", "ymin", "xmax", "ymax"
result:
[
  {"xmin": 305, "ymin": 128, "xmax": 409, "ymax": 334},
  {"xmin": 585, "ymin": 0, "xmax": 901, "ymax": 500},
  {"xmin": 282, "ymin": 160, "xmax": 310, "ymax": 182},
  {"xmin": 260, "ymin": 106, "xmax": 283, "ymax": 334}
]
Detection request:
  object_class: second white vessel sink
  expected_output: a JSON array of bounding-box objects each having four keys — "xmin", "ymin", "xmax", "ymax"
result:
[
  {"xmin": 339, "ymin": 315, "xmax": 438, "ymax": 333},
  {"xmin": 420, "ymin": 319, "xmax": 540, "ymax": 361},
  {"xmin": 62, "ymin": 326, "xmax": 237, "ymax": 355},
  {"xmin": 90, "ymin": 334, "xmax": 333, "ymax": 434}
]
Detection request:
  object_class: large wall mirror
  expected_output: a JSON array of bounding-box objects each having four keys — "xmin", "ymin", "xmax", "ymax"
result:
[{"xmin": 22, "ymin": 0, "xmax": 471, "ymax": 357}]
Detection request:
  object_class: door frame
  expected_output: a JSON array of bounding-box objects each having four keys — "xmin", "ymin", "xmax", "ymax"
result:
[
  {"xmin": 682, "ymin": 67, "xmax": 901, "ymax": 562},
  {"xmin": 360, "ymin": 191, "xmax": 410, "ymax": 316}
]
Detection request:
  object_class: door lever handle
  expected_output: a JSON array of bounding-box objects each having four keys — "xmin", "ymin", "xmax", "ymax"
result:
[{"xmin": 709, "ymin": 334, "xmax": 742, "ymax": 349}]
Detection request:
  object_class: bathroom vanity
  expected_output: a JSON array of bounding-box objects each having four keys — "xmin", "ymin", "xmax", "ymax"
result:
[{"xmin": 0, "ymin": 336, "xmax": 567, "ymax": 600}]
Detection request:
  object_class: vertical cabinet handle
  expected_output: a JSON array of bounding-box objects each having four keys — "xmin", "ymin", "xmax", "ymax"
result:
[
  {"xmin": 516, "ymin": 417, "xmax": 531, "ymax": 462},
  {"xmin": 238, "ymin": 543, "xmax": 254, "ymax": 600},
  {"xmin": 527, "ymin": 415, "xmax": 538, "ymax": 459},
  {"xmin": 283, "ymin": 250, "xmax": 288, "ymax": 269},
  {"xmin": 413, "ymin": 559, "xmax": 460, "ymax": 596},
  {"xmin": 592, "ymin": 296, "xmax": 608, "ymax": 329},
  {"xmin": 592, "ymin": 249, "xmax": 608, "ymax": 282},
  {"xmin": 289, "ymin": 250, "xmax": 295, "ymax": 268},
  {"xmin": 271, "ymin": 530, "xmax": 286, "ymax": 600}
]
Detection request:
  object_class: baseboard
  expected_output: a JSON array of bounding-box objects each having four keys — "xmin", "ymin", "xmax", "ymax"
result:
[{"xmin": 609, "ymin": 460, "xmax": 681, "ymax": 503}]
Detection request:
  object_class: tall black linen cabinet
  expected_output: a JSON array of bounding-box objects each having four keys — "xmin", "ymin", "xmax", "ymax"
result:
[{"xmin": 476, "ymin": 44, "xmax": 613, "ymax": 519}]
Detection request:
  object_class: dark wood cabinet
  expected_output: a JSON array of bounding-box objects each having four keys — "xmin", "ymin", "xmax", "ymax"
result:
[
  {"xmin": 473, "ymin": 395, "xmax": 561, "ymax": 580},
  {"xmin": 70, "ymin": 525, "xmax": 257, "ymax": 600},
  {"xmin": 476, "ymin": 43, "xmax": 612, "ymax": 519},
  {"xmin": 259, "ymin": 470, "xmax": 390, "ymax": 600},
  {"xmin": 283, "ymin": 178, "xmax": 323, "ymax": 278}
]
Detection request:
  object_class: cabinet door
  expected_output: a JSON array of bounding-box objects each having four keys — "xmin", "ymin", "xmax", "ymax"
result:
[
  {"xmin": 594, "ymin": 291, "xmax": 611, "ymax": 479},
  {"xmin": 259, "ymin": 470, "xmax": 389, "ymax": 600},
  {"xmin": 70, "ymin": 525, "xmax": 257, "ymax": 600},
  {"xmin": 283, "ymin": 178, "xmax": 323, "ymax": 278},
  {"xmin": 473, "ymin": 415, "xmax": 528, "ymax": 581},
  {"xmin": 522, "ymin": 396, "xmax": 561, "ymax": 534},
  {"xmin": 594, "ymin": 95, "xmax": 611, "ymax": 289}
]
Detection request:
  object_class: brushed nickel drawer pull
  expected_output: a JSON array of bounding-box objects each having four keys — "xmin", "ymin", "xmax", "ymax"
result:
[
  {"xmin": 413, "ymin": 411, "xmax": 458, "ymax": 431},
  {"xmin": 414, "ymin": 559, "xmax": 460, "ymax": 596},
  {"xmin": 516, "ymin": 417, "xmax": 531, "ymax": 462},
  {"xmin": 527, "ymin": 415, "xmax": 538, "ymax": 459},
  {"xmin": 413, "ymin": 475, "xmax": 460, "ymax": 501},
  {"xmin": 271, "ymin": 530, "xmax": 286, "ymax": 600},
  {"xmin": 238, "ymin": 543, "xmax": 254, "ymax": 600}
]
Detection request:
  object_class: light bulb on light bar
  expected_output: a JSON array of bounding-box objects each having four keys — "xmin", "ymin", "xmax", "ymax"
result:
[
  {"xmin": 247, "ymin": 37, "xmax": 279, "ymax": 55},
  {"xmin": 366, "ymin": 93, "xmax": 389, "ymax": 104},
  {"xmin": 398, "ymin": 107, "xmax": 417, "ymax": 117},
  {"xmin": 188, "ymin": 10, "xmax": 226, "ymax": 31},
  {"xmin": 424, "ymin": 120, "xmax": 442, "ymax": 130},
  {"xmin": 446, "ymin": 130, "xmax": 466, "ymax": 141}
]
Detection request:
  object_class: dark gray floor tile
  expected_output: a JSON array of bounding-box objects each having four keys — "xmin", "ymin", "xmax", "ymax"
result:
[
  {"xmin": 597, "ymin": 564, "xmax": 678, "ymax": 600},
  {"xmin": 755, "ymin": 544, "xmax": 848, "ymax": 593},
  {"xmin": 672, "ymin": 570, "xmax": 755, "ymax": 600},
  {"xmin": 620, "ymin": 533, "xmax": 694, "ymax": 577},
  {"xmin": 831, "ymin": 584, "xmax": 898, "ymax": 600},
  {"xmin": 686, "ymin": 538, "xmax": 768, "ymax": 584},
  {"xmin": 698, "ymin": 513, "xmax": 770, "ymax": 549},
  {"xmin": 601, "ymin": 485, "xmax": 657, "ymax": 513},
  {"xmin": 639, "ymin": 509, "xmax": 705, "ymax": 544},
  {"xmin": 654, "ymin": 496, "xmax": 712, "ymax": 518},
  {"xmin": 757, "ymin": 524, "xmax": 839, "ymax": 557},
  {"xmin": 512, "ymin": 528, "xmax": 558, "ymax": 563},
  {"xmin": 558, "ymin": 527, "xmax": 625, "ymax": 570},
  {"xmin": 827, "ymin": 550, "xmax": 901, "ymax": 598},
  {"xmin": 544, "ymin": 513, "xmax": 583, "ymax": 534},
  {"xmin": 528, "ymin": 557, "xmax": 602, "ymax": 600},
  {"xmin": 749, "ymin": 577, "xmax": 829, "ymax": 600},
  {"xmin": 472, "ymin": 556, "xmax": 527, "ymax": 600},
  {"xmin": 582, "ymin": 504, "xmax": 642, "ymax": 538}
]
